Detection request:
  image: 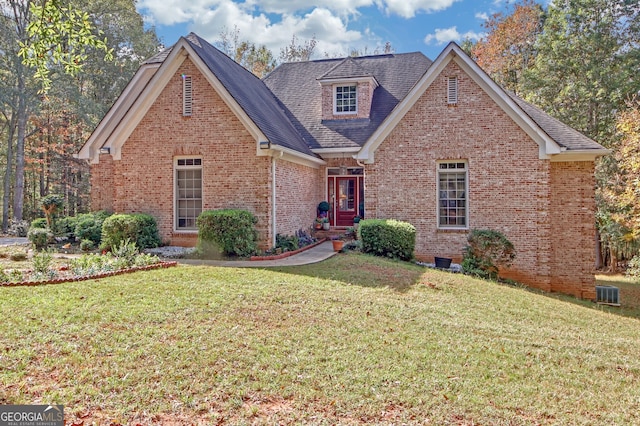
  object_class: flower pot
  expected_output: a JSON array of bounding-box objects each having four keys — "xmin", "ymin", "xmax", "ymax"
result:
[
  {"xmin": 332, "ymin": 240, "xmax": 344, "ymax": 251},
  {"xmin": 434, "ymin": 257, "xmax": 452, "ymax": 269},
  {"xmin": 315, "ymin": 223, "xmax": 322, "ymax": 230},
  {"xmin": 322, "ymin": 222, "xmax": 330, "ymax": 230}
]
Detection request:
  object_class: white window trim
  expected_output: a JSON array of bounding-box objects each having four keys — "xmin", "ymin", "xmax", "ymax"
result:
[
  {"xmin": 447, "ymin": 76, "xmax": 458, "ymax": 105},
  {"xmin": 333, "ymin": 84, "xmax": 358, "ymax": 115},
  {"xmin": 182, "ymin": 75, "xmax": 192, "ymax": 116},
  {"xmin": 174, "ymin": 156, "xmax": 202, "ymax": 232},
  {"xmin": 436, "ymin": 160, "xmax": 468, "ymax": 230}
]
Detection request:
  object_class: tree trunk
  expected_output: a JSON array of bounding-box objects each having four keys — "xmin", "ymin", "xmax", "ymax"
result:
[
  {"xmin": 595, "ymin": 228, "xmax": 603, "ymax": 270},
  {"xmin": 12, "ymin": 72, "xmax": 27, "ymax": 221},
  {"xmin": 2, "ymin": 112, "xmax": 16, "ymax": 232}
]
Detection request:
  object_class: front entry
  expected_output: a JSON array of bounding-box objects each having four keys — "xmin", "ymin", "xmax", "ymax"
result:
[{"xmin": 328, "ymin": 169, "xmax": 364, "ymax": 227}]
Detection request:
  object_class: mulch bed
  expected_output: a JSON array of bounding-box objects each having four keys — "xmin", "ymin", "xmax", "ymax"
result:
[{"xmin": 0, "ymin": 261, "xmax": 178, "ymax": 288}]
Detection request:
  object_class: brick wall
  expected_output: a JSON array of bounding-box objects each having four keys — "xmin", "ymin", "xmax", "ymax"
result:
[
  {"xmin": 549, "ymin": 161, "xmax": 597, "ymax": 299},
  {"xmin": 365, "ymin": 60, "xmax": 597, "ymax": 295},
  {"xmin": 101, "ymin": 58, "xmax": 272, "ymax": 247},
  {"xmin": 90, "ymin": 153, "xmax": 114, "ymax": 212},
  {"xmin": 275, "ymin": 159, "xmax": 322, "ymax": 240}
]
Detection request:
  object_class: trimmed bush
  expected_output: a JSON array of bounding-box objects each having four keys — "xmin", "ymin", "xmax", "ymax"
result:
[
  {"xmin": 196, "ymin": 209, "xmax": 258, "ymax": 257},
  {"xmin": 100, "ymin": 213, "xmax": 160, "ymax": 251},
  {"xmin": 8, "ymin": 219, "xmax": 29, "ymax": 237},
  {"xmin": 55, "ymin": 215, "xmax": 78, "ymax": 238},
  {"xmin": 75, "ymin": 211, "xmax": 111, "ymax": 246},
  {"xmin": 276, "ymin": 234, "xmax": 299, "ymax": 252},
  {"xmin": 359, "ymin": 219, "xmax": 416, "ymax": 261},
  {"xmin": 28, "ymin": 227, "xmax": 52, "ymax": 251},
  {"xmin": 30, "ymin": 218, "xmax": 48, "ymax": 229},
  {"xmin": 462, "ymin": 229, "xmax": 516, "ymax": 280}
]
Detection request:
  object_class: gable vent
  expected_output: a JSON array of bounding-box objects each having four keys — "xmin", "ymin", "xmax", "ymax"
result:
[
  {"xmin": 447, "ymin": 76, "xmax": 458, "ymax": 105},
  {"xmin": 183, "ymin": 75, "xmax": 192, "ymax": 116}
]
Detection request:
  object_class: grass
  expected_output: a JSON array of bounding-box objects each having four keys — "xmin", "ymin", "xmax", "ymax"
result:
[{"xmin": 0, "ymin": 252, "xmax": 639, "ymax": 424}]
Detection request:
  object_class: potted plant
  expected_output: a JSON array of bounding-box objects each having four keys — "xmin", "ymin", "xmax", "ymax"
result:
[
  {"xmin": 314, "ymin": 217, "xmax": 324, "ymax": 230},
  {"xmin": 322, "ymin": 217, "xmax": 330, "ymax": 230},
  {"xmin": 331, "ymin": 235, "xmax": 345, "ymax": 252},
  {"xmin": 317, "ymin": 201, "xmax": 330, "ymax": 217}
]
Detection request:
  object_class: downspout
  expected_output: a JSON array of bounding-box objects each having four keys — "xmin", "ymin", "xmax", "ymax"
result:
[
  {"xmin": 356, "ymin": 158, "xmax": 367, "ymax": 218},
  {"xmin": 271, "ymin": 150, "xmax": 284, "ymax": 247},
  {"xmin": 272, "ymin": 155, "xmax": 277, "ymax": 247}
]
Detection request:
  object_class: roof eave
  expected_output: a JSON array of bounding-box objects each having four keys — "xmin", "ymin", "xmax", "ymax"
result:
[{"xmin": 549, "ymin": 148, "xmax": 612, "ymax": 162}]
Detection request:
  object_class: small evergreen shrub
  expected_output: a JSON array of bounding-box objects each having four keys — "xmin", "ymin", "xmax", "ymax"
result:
[
  {"xmin": 100, "ymin": 213, "xmax": 160, "ymax": 251},
  {"xmin": 28, "ymin": 227, "xmax": 52, "ymax": 250},
  {"xmin": 40, "ymin": 194, "xmax": 64, "ymax": 229},
  {"xmin": 80, "ymin": 239, "xmax": 94, "ymax": 251},
  {"xmin": 55, "ymin": 216, "xmax": 78, "ymax": 238},
  {"xmin": 462, "ymin": 229, "xmax": 516, "ymax": 280},
  {"xmin": 196, "ymin": 209, "xmax": 258, "ymax": 257},
  {"xmin": 359, "ymin": 219, "xmax": 416, "ymax": 261},
  {"xmin": 75, "ymin": 211, "xmax": 111, "ymax": 246},
  {"xmin": 30, "ymin": 218, "xmax": 48, "ymax": 229},
  {"xmin": 9, "ymin": 250, "xmax": 28, "ymax": 262}
]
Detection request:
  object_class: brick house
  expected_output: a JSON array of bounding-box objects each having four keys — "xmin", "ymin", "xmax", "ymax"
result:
[{"xmin": 78, "ymin": 33, "xmax": 608, "ymax": 299}]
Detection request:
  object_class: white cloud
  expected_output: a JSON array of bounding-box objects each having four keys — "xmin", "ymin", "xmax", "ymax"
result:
[
  {"xmin": 423, "ymin": 26, "xmax": 483, "ymax": 45},
  {"xmin": 475, "ymin": 11, "xmax": 489, "ymax": 21},
  {"xmin": 381, "ymin": 0, "xmax": 459, "ymax": 19}
]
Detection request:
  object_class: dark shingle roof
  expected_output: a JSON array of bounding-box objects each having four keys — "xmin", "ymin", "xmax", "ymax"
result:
[
  {"xmin": 182, "ymin": 33, "xmax": 314, "ymax": 156},
  {"xmin": 264, "ymin": 53, "xmax": 433, "ymax": 149},
  {"xmin": 319, "ymin": 57, "xmax": 373, "ymax": 80},
  {"xmin": 507, "ymin": 92, "xmax": 605, "ymax": 151}
]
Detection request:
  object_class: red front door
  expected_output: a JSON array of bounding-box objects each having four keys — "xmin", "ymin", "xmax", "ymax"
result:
[{"xmin": 335, "ymin": 177, "xmax": 357, "ymax": 227}]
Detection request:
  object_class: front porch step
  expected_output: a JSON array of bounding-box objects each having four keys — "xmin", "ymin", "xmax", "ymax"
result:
[{"xmin": 312, "ymin": 228, "xmax": 354, "ymax": 240}]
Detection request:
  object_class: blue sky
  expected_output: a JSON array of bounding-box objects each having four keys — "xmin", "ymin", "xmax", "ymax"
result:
[{"xmin": 135, "ymin": 0, "xmax": 529, "ymax": 60}]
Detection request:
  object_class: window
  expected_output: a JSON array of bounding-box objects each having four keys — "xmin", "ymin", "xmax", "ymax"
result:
[
  {"xmin": 447, "ymin": 76, "xmax": 458, "ymax": 105},
  {"xmin": 438, "ymin": 161, "xmax": 467, "ymax": 228},
  {"xmin": 182, "ymin": 75, "xmax": 192, "ymax": 116},
  {"xmin": 335, "ymin": 85, "xmax": 357, "ymax": 114},
  {"xmin": 175, "ymin": 158, "xmax": 202, "ymax": 230}
]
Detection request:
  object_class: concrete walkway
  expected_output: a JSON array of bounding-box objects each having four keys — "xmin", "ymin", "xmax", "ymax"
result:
[
  {"xmin": 0, "ymin": 237, "xmax": 29, "ymax": 246},
  {"xmin": 176, "ymin": 241, "xmax": 338, "ymax": 267}
]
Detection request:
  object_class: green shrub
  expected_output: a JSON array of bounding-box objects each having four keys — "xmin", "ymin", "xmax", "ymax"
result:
[
  {"xmin": 359, "ymin": 219, "xmax": 416, "ymax": 261},
  {"xmin": 275, "ymin": 234, "xmax": 299, "ymax": 252},
  {"xmin": 32, "ymin": 249, "xmax": 54, "ymax": 275},
  {"xmin": 9, "ymin": 250, "xmax": 28, "ymax": 262},
  {"xmin": 80, "ymin": 239, "xmax": 94, "ymax": 251},
  {"xmin": 461, "ymin": 229, "xmax": 516, "ymax": 280},
  {"xmin": 111, "ymin": 238, "xmax": 139, "ymax": 268},
  {"xmin": 40, "ymin": 194, "xmax": 64, "ymax": 228},
  {"xmin": 0, "ymin": 269, "xmax": 9, "ymax": 283},
  {"xmin": 100, "ymin": 213, "xmax": 160, "ymax": 251},
  {"xmin": 55, "ymin": 216, "xmax": 78, "ymax": 238},
  {"xmin": 75, "ymin": 211, "xmax": 111, "ymax": 245},
  {"xmin": 30, "ymin": 218, "xmax": 48, "ymax": 229},
  {"xmin": 27, "ymin": 227, "xmax": 52, "ymax": 251},
  {"xmin": 196, "ymin": 209, "xmax": 258, "ymax": 257}
]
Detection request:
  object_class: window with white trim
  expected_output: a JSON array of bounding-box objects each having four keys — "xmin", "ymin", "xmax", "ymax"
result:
[
  {"xmin": 437, "ymin": 161, "xmax": 467, "ymax": 228},
  {"xmin": 182, "ymin": 75, "xmax": 192, "ymax": 116},
  {"xmin": 175, "ymin": 158, "xmax": 202, "ymax": 230},
  {"xmin": 447, "ymin": 76, "xmax": 458, "ymax": 105},
  {"xmin": 335, "ymin": 84, "xmax": 357, "ymax": 114}
]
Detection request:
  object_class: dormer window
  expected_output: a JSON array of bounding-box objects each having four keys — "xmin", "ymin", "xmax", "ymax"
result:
[{"xmin": 335, "ymin": 84, "xmax": 357, "ymax": 114}]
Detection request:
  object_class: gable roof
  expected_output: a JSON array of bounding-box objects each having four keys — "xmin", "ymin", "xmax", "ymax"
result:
[
  {"xmin": 264, "ymin": 53, "xmax": 432, "ymax": 150},
  {"xmin": 78, "ymin": 33, "xmax": 320, "ymax": 165},
  {"xmin": 356, "ymin": 42, "xmax": 609, "ymax": 163}
]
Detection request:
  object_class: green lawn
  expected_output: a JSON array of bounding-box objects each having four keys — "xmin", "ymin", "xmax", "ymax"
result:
[{"xmin": 1, "ymin": 253, "xmax": 639, "ymax": 425}]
